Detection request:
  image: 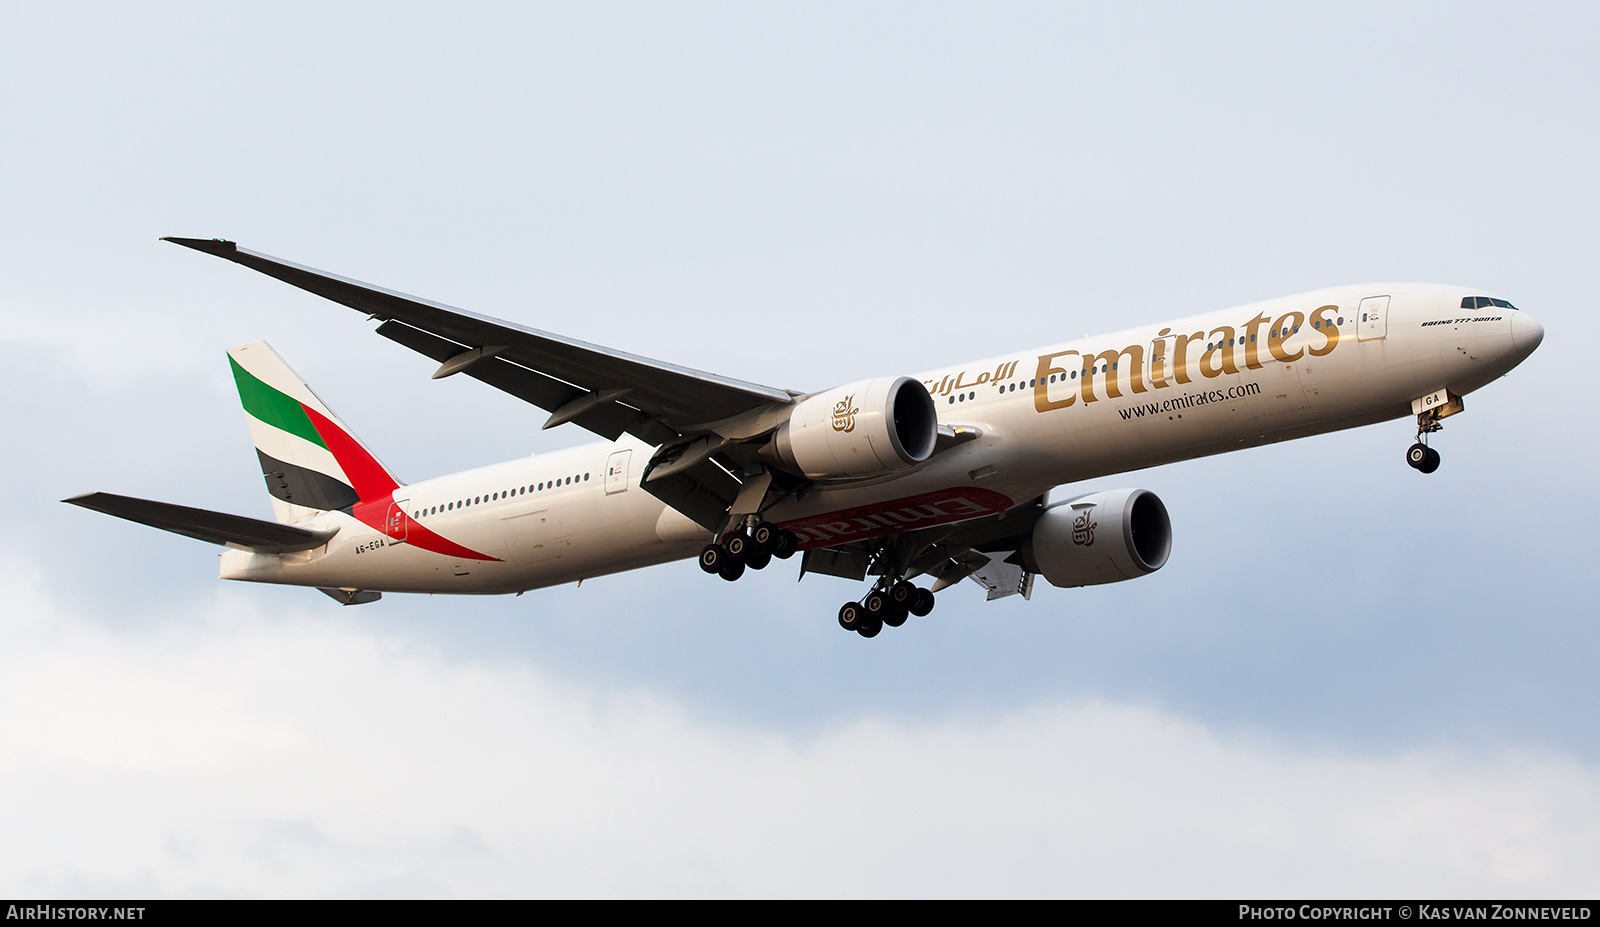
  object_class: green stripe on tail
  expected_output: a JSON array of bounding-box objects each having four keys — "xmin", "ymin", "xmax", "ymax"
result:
[{"xmin": 228, "ymin": 355, "xmax": 326, "ymax": 448}]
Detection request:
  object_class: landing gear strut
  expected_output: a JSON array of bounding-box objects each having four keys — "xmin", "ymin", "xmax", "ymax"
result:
[{"xmin": 1406, "ymin": 411, "xmax": 1444, "ymax": 474}]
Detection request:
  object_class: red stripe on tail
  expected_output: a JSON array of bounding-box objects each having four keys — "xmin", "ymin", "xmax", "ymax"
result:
[{"xmin": 301, "ymin": 404, "xmax": 400, "ymax": 503}]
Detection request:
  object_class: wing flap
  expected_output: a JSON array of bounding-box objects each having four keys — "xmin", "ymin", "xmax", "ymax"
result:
[{"xmin": 64, "ymin": 492, "xmax": 337, "ymax": 553}]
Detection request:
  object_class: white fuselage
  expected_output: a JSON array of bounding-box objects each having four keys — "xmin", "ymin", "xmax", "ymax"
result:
[{"xmin": 219, "ymin": 283, "xmax": 1543, "ymax": 594}]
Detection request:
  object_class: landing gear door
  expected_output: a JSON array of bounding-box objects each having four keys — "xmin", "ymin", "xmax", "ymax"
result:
[
  {"xmin": 605, "ymin": 449, "xmax": 632, "ymax": 495},
  {"xmin": 1358, "ymin": 295, "xmax": 1390, "ymax": 342},
  {"xmin": 385, "ymin": 501, "xmax": 409, "ymax": 544}
]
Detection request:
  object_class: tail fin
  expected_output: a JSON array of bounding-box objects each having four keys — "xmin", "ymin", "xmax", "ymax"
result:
[{"xmin": 228, "ymin": 342, "xmax": 401, "ymax": 523}]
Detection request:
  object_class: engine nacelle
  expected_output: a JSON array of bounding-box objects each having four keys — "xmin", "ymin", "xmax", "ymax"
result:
[
  {"xmin": 1022, "ymin": 488, "xmax": 1172, "ymax": 587},
  {"xmin": 766, "ymin": 376, "xmax": 939, "ymax": 480}
]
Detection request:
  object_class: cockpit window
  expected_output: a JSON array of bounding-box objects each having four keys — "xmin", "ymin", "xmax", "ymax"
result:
[{"xmin": 1461, "ymin": 296, "xmax": 1518, "ymax": 310}]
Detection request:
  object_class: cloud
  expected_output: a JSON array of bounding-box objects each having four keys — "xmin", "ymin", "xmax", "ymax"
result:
[{"xmin": 1, "ymin": 548, "xmax": 1595, "ymax": 899}]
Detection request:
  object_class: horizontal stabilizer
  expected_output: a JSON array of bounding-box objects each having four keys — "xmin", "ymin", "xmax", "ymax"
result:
[{"xmin": 63, "ymin": 492, "xmax": 338, "ymax": 553}]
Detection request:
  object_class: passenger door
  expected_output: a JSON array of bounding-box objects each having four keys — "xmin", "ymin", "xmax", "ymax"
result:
[
  {"xmin": 385, "ymin": 500, "xmax": 409, "ymax": 544},
  {"xmin": 605, "ymin": 449, "xmax": 632, "ymax": 495},
  {"xmin": 1358, "ymin": 295, "xmax": 1389, "ymax": 342}
]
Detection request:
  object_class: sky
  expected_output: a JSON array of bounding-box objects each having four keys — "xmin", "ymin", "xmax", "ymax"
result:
[{"xmin": 1, "ymin": 1, "xmax": 1597, "ymax": 898}]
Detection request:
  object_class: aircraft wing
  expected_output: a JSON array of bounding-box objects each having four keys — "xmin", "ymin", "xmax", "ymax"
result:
[
  {"xmin": 162, "ymin": 238, "xmax": 798, "ymax": 445},
  {"xmin": 64, "ymin": 491, "xmax": 338, "ymax": 554}
]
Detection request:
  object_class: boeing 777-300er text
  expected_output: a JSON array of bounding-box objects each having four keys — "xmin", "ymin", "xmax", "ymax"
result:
[{"xmin": 65, "ymin": 239, "xmax": 1544, "ymax": 637}]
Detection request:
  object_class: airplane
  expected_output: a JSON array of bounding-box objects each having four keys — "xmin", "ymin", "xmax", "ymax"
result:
[{"xmin": 64, "ymin": 238, "xmax": 1545, "ymax": 637}]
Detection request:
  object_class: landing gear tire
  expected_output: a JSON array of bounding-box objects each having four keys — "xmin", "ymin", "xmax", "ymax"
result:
[
  {"xmin": 864, "ymin": 590, "xmax": 890, "ymax": 619},
  {"xmin": 698, "ymin": 544, "xmax": 728, "ymax": 574},
  {"xmin": 772, "ymin": 529, "xmax": 799, "ymax": 560},
  {"xmin": 745, "ymin": 549, "xmax": 772, "ymax": 571},
  {"xmin": 725, "ymin": 534, "xmax": 749, "ymax": 561},
  {"xmin": 882, "ymin": 581, "xmax": 916, "ymax": 628},
  {"xmin": 718, "ymin": 560, "xmax": 745, "ymax": 582},
  {"xmin": 749, "ymin": 521, "xmax": 777, "ymax": 554},
  {"xmin": 909, "ymin": 588, "xmax": 935, "ymax": 617},
  {"xmin": 1407, "ymin": 443, "xmax": 1442, "ymax": 474},
  {"xmin": 857, "ymin": 616, "xmax": 884, "ymax": 638},
  {"xmin": 838, "ymin": 601, "xmax": 864, "ymax": 631}
]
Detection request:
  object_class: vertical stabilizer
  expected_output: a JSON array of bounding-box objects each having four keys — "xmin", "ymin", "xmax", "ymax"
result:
[{"xmin": 228, "ymin": 342, "xmax": 401, "ymax": 523}]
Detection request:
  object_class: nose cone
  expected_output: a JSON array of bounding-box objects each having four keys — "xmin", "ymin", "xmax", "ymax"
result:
[{"xmin": 1511, "ymin": 311, "xmax": 1545, "ymax": 356}]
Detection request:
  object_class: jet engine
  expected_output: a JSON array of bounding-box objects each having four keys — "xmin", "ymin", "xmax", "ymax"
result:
[
  {"xmin": 1021, "ymin": 489, "xmax": 1172, "ymax": 587},
  {"xmin": 764, "ymin": 377, "xmax": 939, "ymax": 480}
]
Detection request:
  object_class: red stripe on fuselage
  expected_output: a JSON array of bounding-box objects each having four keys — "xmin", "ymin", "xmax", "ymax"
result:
[
  {"xmin": 306, "ymin": 406, "xmax": 500, "ymax": 562},
  {"xmin": 353, "ymin": 499, "xmax": 502, "ymax": 562}
]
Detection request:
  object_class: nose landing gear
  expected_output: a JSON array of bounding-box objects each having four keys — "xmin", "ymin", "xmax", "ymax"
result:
[
  {"xmin": 1406, "ymin": 408, "xmax": 1445, "ymax": 474},
  {"xmin": 1405, "ymin": 391, "xmax": 1466, "ymax": 475}
]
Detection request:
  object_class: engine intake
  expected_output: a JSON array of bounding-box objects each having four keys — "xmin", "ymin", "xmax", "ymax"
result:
[
  {"xmin": 766, "ymin": 377, "xmax": 939, "ymax": 480},
  {"xmin": 1022, "ymin": 488, "xmax": 1171, "ymax": 587}
]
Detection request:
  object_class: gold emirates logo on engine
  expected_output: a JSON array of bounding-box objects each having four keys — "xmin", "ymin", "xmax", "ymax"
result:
[
  {"xmin": 832, "ymin": 395, "xmax": 858, "ymax": 433},
  {"xmin": 1072, "ymin": 509, "xmax": 1097, "ymax": 546}
]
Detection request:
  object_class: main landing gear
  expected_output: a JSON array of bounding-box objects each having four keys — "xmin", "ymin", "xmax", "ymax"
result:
[
  {"xmin": 698, "ymin": 519, "xmax": 799, "ymax": 582},
  {"xmin": 836, "ymin": 579, "xmax": 936, "ymax": 639},
  {"xmin": 699, "ymin": 521, "xmax": 938, "ymax": 639}
]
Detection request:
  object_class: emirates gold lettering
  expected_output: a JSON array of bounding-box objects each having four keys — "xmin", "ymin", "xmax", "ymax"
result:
[
  {"xmin": 1242, "ymin": 314, "xmax": 1269, "ymax": 369},
  {"xmin": 1307, "ymin": 305, "xmax": 1339, "ymax": 356},
  {"xmin": 1201, "ymin": 326, "xmax": 1239, "ymax": 377},
  {"xmin": 1172, "ymin": 331, "xmax": 1205, "ymax": 384},
  {"xmin": 1033, "ymin": 349, "xmax": 1080, "ymax": 411},
  {"xmin": 1269, "ymin": 311, "xmax": 1307, "ymax": 362},
  {"xmin": 1081, "ymin": 344, "xmax": 1147, "ymax": 402}
]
